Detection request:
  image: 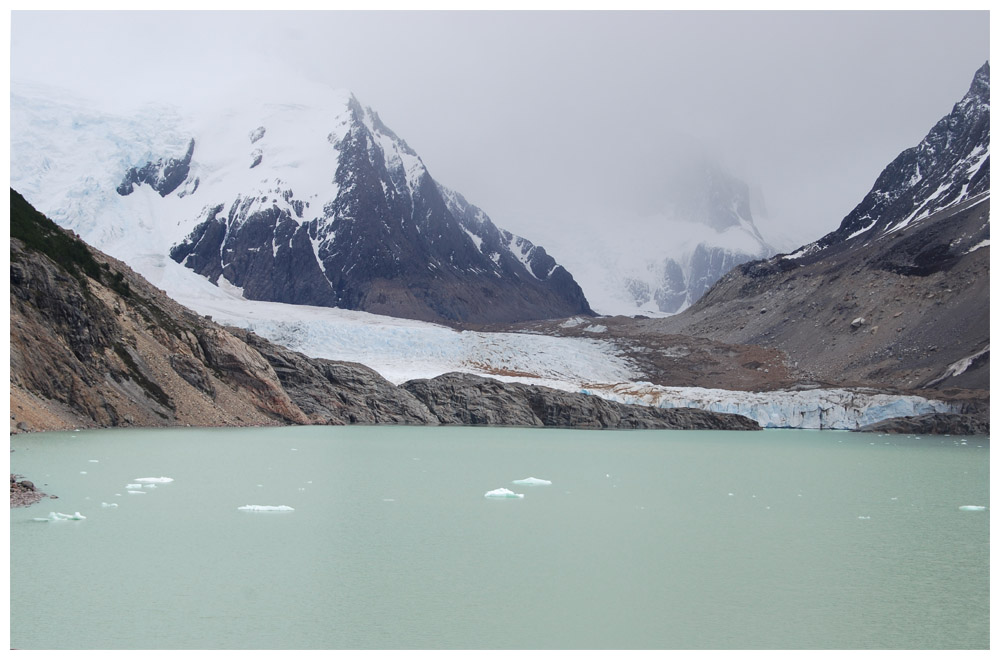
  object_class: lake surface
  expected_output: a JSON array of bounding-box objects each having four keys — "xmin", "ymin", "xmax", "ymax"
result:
[{"xmin": 9, "ymin": 426, "xmax": 989, "ymax": 650}]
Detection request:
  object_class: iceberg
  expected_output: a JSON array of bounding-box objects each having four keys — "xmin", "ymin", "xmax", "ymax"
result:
[
  {"xmin": 959, "ymin": 505, "xmax": 987, "ymax": 511},
  {"xmin": 101, "ymin": 502, "xmax": 119, "ymax": 508},
  {"xmin": 134, "ymin": 477, "xmax": 174, "ymax": 483},
  {"xmin": 512, "ymin": 477, "xmax": 552, "ymax": 486},
  {"xmin": 125, "ymin": 484, "xmax": 143, "ymax": 489},
  {"xmin": 484, "ymin": 488, "xmax": 524, "ymax": 499},
  {"xmin": 238, "ymin": 505, "xmax": 294, "ymax": 512},
  {"xmin": 32, "ymin": 511, "xmax": 86, "ymax": 522}
]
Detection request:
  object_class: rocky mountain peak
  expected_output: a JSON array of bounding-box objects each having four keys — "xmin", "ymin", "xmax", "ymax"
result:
[{"xmin": 795, "ymin": 61, "xmax": 990, "ymax": 259}]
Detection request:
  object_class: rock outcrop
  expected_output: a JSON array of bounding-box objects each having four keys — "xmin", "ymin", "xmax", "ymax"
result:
[
  {"xmin": 857, "ymin": 413, "xmax": 989, "ymax": 436},
  {"xmin": 402, "ymin": 372, "xmax": 761, "ymax": 430}
]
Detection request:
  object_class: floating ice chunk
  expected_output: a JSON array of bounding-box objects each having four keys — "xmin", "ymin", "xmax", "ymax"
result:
[
  {"xmin": 134, "ymin": 477, "xmax": 173, "ymax": 483},
  {"xmin": 858, "ymin": 516, "xmax": 871, "ymax": 520},
  {"xmin": 512, "ymin": 477, "xmax": 552, "ymax": 486},
  {"xmin": 101, "ymin": 502, "xmax": 118, "ymax": 508},
  {"xmin": 959, "ymin": 505, "xmax": 987, "ymax": 511},
  {"xmin": 485, "ymin": 488, "xmax": 524, "ymax": 499},
  {"xmin": 125, "ymin": 484, "xmax": 143, "ymax": 489},
  {"xmin": 79, "ymin": 471, "xmax": 87, "ymax": 474},
  {"xmin": 33, "ymin": 511, "xmax": 86, "ymax": 522},
  {"xmin": 88, "ymin": 460, "xmax": 99, "ymax": 463},
  {"xmin": 143, "ymin": 484, "xmax": 157, "ymax": 489},
  {"xmin": 127, "ymin": 490, "xmax": 146, "ymax": 495},
  {"xmin": 238, "ymin": 505, "xmax": 294, "ymax": 512}
]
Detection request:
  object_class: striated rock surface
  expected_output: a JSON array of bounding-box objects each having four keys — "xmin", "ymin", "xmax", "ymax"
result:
[
  {"xmin": 402, "ymin": 372, "xmax": 761, "ymax": 430},
  {"xmin": 857, "ymin": 413, "xmax": 989, "ymax": 436}
]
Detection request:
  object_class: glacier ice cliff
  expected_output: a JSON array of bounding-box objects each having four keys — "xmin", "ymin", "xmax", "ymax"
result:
[{"xmin": 581, "ymin": 383, "xmax": 959, "ymax": 430}]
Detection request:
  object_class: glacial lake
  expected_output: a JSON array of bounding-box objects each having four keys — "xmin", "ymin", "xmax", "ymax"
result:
[{"xmin": 9, "ymin": 425, "xmax": 989, "ymax": 650}]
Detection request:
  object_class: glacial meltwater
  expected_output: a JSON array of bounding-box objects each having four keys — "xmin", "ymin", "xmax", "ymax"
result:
[{"xmin": 9, "ymin": 426, "xmax": 989, "ymax": 649}]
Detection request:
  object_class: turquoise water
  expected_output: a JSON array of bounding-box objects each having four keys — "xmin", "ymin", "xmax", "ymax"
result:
[{"xmin": 9, "ymin": 426, "xmax": 989, "ymax": 649}]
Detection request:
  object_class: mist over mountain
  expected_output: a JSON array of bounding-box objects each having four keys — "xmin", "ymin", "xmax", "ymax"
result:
[
  {"xmin": 655, "ymin": 62, "xmax": 990, "ymax": 392},
  {"xmin": 527, "ymin": 153, "xmax": 774, "ymax": 316},
  {"xmin": 11, "ymin": 82, "xmax": 592, "ymax": 325}
]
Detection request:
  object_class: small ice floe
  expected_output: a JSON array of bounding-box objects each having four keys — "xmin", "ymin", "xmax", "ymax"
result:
[
  {"xmin": 143, "ymin": 484, "xmax": 157, "ymax": 489},
  {"xmin": 485, "ymin": 488, "xmax": 524, "ymax": 499},
  {"xmin": 238, "ymin": 505, "xmax": 294, "ymax": 512},
  {"xmin": 512, "ymin": 477, "xmax": 552, "ymax": 486},
  {"xmin": 79, "ymin": 471, "xmax": 87, "ymax": 475},
  {"xmin": 33, "ymin": 511, "xmax": 86, "ymax": 522},
  {"xmin": 127, "ymin": 490, "xmax": 146, "ymax": 495},
  {"xmin": 858, "ymin": 516, "xmax": 871, "ymax": 520},
  {"xmin": 134, "ymin": 477, "xmax": 173, "ymax": 483},
  {"xmin": 125, "ymin": 484, "xmax": 143, "ymax": 489},
  {"xmin": 101, "ymin": 502, "xmax": 118, "ymax": 508},
  {"xmin": 88, "ymin": 460, "xmax": 99, "ymax": 463},
  {"xmin": 959, "ymin": 505, "xmax": 987, "ymax": 511}
]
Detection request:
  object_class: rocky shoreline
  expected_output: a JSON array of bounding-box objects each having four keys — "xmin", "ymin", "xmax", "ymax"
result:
[{"xmin": 10, "ymin": 474, "xmax": 49, "ymax": 508}]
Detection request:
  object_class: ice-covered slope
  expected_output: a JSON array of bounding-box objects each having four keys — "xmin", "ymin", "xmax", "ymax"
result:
[{"xmin": 11, "ymin": 81, "xmax": 592, "ymax": 324}]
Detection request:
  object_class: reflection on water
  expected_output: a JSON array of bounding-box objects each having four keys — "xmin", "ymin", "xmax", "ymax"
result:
[{"xmin": 9, "ymin": 426, "xmax": 989, "ymax": 649}]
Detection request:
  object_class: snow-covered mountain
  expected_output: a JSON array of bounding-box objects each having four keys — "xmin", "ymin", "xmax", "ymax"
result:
[
  {"xmin": 788, "ymin": 61, "xmax": 990, "ymax": 263},
  {"xmin": 11, "ymin": 81, "xmax": 592, "ymax": 324},
  {"xmin": 540, "ymin": 158, "xmax": 773, "ymax": 316}
]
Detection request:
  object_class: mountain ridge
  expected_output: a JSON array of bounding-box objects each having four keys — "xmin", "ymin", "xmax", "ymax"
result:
[
  {"xmin": 650, "ymin": 62, "xmax": 990, "ymax": 393},
  {"xmin": 11, "ymin": 83, "xmax": 593, "ymax": 325}
]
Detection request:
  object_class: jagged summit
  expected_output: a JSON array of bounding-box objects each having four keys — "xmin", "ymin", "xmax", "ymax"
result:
[
  {"xmin": 11, "ymin": 82, "xmax": 592, "ymax": 324},
  {"xmin": 789, "ymin": 61, "xmax": 990, "ymax": 262}
]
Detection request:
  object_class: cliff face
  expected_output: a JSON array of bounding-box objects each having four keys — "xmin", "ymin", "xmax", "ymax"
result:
[
  {"xmin": 9, "ymin": 189, "xmax": 423, "ymax": 432},
  {"xmin": 10, "ymin": 190, "xmax": 757, "ymax": 433}
]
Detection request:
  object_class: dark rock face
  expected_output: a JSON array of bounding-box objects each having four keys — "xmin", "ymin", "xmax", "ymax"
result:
[
  {"xmin": 166, "ymin": 99, "xmax": 593, "ymax": 324},
  {"xmin": 857, "ymin": 413, "xmax": 989, "ymax": 436},
  {"xmin": 402, "ymin": 372, "xmax": 761, "ymax": 430},
  {"xmin": 810, "ymin": 62, "xmax": 990, "ymax": 256},
  {"xmin": 231, "ymin": 328, "xmax": 438, "ymax": 426},
  {"xmin": 117, "ymin": 139, "xmax": 196, "ymax": 197}
]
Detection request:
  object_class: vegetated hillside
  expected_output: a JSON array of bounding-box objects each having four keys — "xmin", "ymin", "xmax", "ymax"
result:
[{"xmin": 9, "ymin": 189, "xmax": 756, "ymax": 433}]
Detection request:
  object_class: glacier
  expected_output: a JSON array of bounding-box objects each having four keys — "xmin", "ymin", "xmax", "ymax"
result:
[{"xmin": 581, "ymin": 382, "xmax": 959, "ymax": 431}]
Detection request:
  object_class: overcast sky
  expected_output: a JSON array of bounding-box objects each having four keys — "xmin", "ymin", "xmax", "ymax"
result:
[{"xmin": 9, "ymin": 10, "xmax": 991, "ymax": 250}]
